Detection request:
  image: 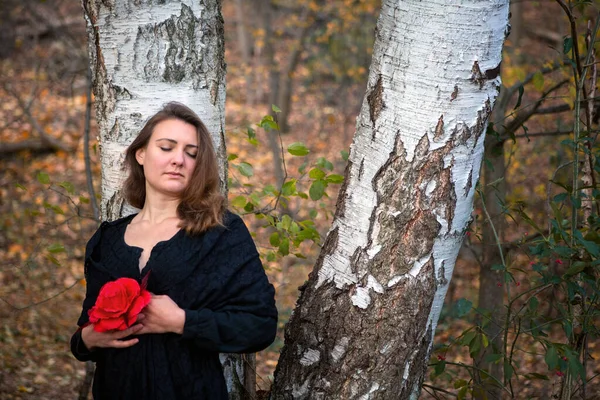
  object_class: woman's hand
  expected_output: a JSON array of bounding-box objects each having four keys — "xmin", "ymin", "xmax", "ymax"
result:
[
  {"xmin": 137, "ymin": 294, "xmax": 186, "ymax": 335},
  {"xmin": 81, "ymin": 323, "xmax": 143, "ymax": 351}
]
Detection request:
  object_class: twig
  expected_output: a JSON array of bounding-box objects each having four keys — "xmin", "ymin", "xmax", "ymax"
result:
[
  {"xmin": 422, "ymin": 384, "xmax": 457, "ymax": 398},
  {"xmin": 0, "ymin": 280, "xmax": 81, "ymax": 310}
]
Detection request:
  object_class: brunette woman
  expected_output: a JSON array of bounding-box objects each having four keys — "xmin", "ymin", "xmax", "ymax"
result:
[{"xmin": 71, "ymin": 102, "xmax": 277, "ymax": 399}]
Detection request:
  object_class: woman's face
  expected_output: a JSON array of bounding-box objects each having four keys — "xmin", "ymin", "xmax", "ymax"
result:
[{"xmin": 135, "ymin": 118, "xmax": 198, "ymax": 199}]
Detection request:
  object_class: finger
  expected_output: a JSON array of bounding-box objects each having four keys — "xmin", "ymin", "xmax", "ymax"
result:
[
  {"xmin": 110, "ymin": 338, "xmax": 139, "ymax": 348},
  {"xmin": 136, "ymin": 313, "xmax": 146, "ymax": 321},
  {"xmin": 114, "ymin": 324, "xmax": 143, "ymax": 339}
]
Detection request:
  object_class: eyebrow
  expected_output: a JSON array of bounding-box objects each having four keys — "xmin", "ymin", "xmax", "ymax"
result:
[{"xmin": 156, "ymin": 138, "xmax": 198, "ymax": 149}]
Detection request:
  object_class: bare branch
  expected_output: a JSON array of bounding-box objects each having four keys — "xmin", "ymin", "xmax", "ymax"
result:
[
  {"xmin": 3, "ymin": 83, "xmax": 71, "ymax": 153},
  {"xmin": 534, "ymin": 103, "xmax": 571, "ymax": 115}
]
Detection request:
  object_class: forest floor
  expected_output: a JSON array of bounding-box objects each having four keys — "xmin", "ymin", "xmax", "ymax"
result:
[{"xmin": 1, "ymin": 1, "xmax": 599, "ymax": 399}]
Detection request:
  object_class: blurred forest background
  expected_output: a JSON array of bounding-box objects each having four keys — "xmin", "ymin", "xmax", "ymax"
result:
[{"xmin": 1, "ymin": 0, "xmax": 599, "ymax": 399}]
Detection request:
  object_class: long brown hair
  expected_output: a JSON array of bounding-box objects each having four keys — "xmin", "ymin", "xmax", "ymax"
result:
[{"xmin": 123, "ymin": 102, "xmax": 225, "ymax": 235}]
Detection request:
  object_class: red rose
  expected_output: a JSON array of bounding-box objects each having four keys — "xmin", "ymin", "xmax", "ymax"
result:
[{"xmin": 88, "ymin": 277, "xmax": 151, "ymax": 332}]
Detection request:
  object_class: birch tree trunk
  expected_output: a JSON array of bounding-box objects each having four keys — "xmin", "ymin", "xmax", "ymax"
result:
[
  {"xmin": 81, "ymin": 1, "xmax": 250, "ymax": 398},
  {"xmin": 271, "ymin": 1, "xmax": 510, "ymax": 399}
]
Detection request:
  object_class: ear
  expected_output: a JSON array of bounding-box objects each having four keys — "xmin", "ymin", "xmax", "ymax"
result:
[{"xmin": 135, "ymin": 148, "xmax": 145, "ymax": 165}]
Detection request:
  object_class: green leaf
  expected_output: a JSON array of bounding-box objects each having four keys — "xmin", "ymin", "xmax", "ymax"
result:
[
  {"xmin": 37, "ymin": 172, "xmax": 50, "ymax": 184},
  {"xmin": 514, "ymin": 85, "xmax": 524, "ymax": 109},
  {"xmin": 231, "ymin": 195, "xmax": 247, "ymax": 208},
  {"xmin": 316, "ymin": 157, "xmax": 334, "ymax": 171},
  {"xmin": 309, "ymin": 209, "xmax": 318, "ymax": 219},
  {"xmin": 59, "ymin": 181, "xmax": 75, "ymax": 194},
  {"xmin": 545, "ymin": 346, "xmax": 559, "ymax": 370},
  {"xmin": 485, "ymin": 353, "xmax": 503, "ymax": 363},
  {"xmin": 278, "ymin": 237, "xmax": 290, "ymax": 256},
  {"xmin": 528, "ymin": 296, "xmax": 539, "ymax": 312},
  {"xmin": 309, "ymin": 180, "xmax": 327, "ymax": 201},
  {"xmin": 227, "ymin": 153, "xmax": 238, "ymax": 161},
  {"xmin": 288, "ymin": 142, "xmax": 310, "ymax": 156},
  {"xmin": 553, "ymin": 193, "xmax": 568, "ymax": 203},
  {"xmin": 453, "ymin": 379, "xmax": 468, "ymax": 389},
  {"xmin": 281, "ymin": 214, "xmax": 292, "ymax": 231},
  {"xmin": 247, "ymin": 127, "xmax": 256, "ymax": 140},
  {"xmin": 47, "ymin": 243, "xmax": 66, "ymax": 253},
  {"xmin": 504, "ymin": 359, "xmax": 514, "ymax": 382},
  {"xmin": 481, "ymin": 333, "xmax": 489, "ymax": 348},
  {"xmin": 46, "ymin": 254, "xmax": 61, "ymax": 266},
  {"xmin": 456, "ymin": 298, "xmax": 473, "ymax": 317},
  {"xmin": 272, "ymin": 104, "xmax": 282, "ymax": 113},
  {"xmin": 266, "ymin": 251, "xmax": 276, "ymax": 262},
  {"xmin": 258, "ymin": 115, "xmax": 278, "ymax": 131},
  {"xmin": 309, "ymin": 168, "xmax": 326, "ymax": 180},
  {"xmin": 434, "ymin": 360, "xmax": 445, "ymax": 375},
  {"xmin": 461, "ymin": 331, "xmax": 477, "ymax": 346},
  {"xmin": 457, "ymin": 386, "xmax": 468, "ymax": 400},
  {"xmin": 15, "ymin": 183, "xmax": 27, "ymax": 191},
  {"xmin": 532, "ymin": 71, "xmax": 544, "ymax": 91},
  {"xmin": 341, "ymin": 150, "xmax": 349, "ymax": 161},
  {"xmin": 269, "ymin": 232, "xmax": 280, "ymax": 247},
  {"xmin": 237, "ymin": 162, "xmax": 254, "ymax": 177},
  {"xmin": 563, "ymin": 36, "xmax": 573, "ymax": 54},
  {"xmin": 564, "ymin": 261, "xmax": 587, "ymax": 277},
  {"xmin": 79, "ymin": 196, "xmax": 90, "ymax": 204},
  {"xmin": 491, "ymin": 264, "xmax": 505, "ymax": 271},
  {"xmin": 282, "ymin": 180, "xmax": 297, "ymax": 196},
  {"xmin": 326, "ymin": 174, "xmax": 344, "ymax": 184}
]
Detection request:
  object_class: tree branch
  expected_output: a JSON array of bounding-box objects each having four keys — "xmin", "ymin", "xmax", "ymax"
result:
[
  {"xmin": 534, "ymin": 103, "xmax": 571, "ymax": 115},
  {"xmin": 3, "ymin": 83, "xmax": 71, "ymax": 153}
]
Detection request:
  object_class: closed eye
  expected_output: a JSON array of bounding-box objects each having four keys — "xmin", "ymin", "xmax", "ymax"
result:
[
  {"xmin": 187, "ymin": 152, "xmax": 197, "ymax": 159},
  {"xmin": 160, "ymin": 147, "xmax": 172, "ymax": 152}
]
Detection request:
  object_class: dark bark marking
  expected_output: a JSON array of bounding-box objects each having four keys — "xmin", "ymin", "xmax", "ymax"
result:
[
  {"xmin": 333, "ymin": 159, "xmax": 352, "ymax": 220},
  {"xmin": 485, "ymin": 62, "xmax": 501, "ymax": 80},
  {"xmin": 438, "ymin": 260, "xmax": 448, "ymax": 286},
  {"xmin": 464, "ymin": 167, "xmax": 473, "ymax": 197},
  {"xmin": 471, "ymin": 61, "xmax": 502, "ymax": 89},
  {"xmin": 107, "ymin": 118, "xmax": 120, "ymax": 142},
  {"xmin": 113, "ymin": 85, "xmax": 132, "ymax": 100},
  {"xmin": 450, "ymin": 85, "xmax": 459, "ymax": 101},
  {"xmin": 434, "ymin": 115, "xmax": 444, "ymax": 142},
  {"xmin": 358, "ymin": 157, "xmax": 365, "ymax": 181},
  {"xmin": 367, "ymin": 75, "xmax": 384, "ymax": 128},
  {"xmin": 470, "ymin": 60, "xmax": 485, "ymax": 89}
]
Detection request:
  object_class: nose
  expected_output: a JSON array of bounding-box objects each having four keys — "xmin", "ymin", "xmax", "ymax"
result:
[{"xmin": 171, "ymin": 150, "xmax": 184, "ymax": 166}]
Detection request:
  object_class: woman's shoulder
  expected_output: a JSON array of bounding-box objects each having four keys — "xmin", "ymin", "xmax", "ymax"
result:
[{"xmin": 85, "ymin": 214, "xmax": 137, "ymax": 257}]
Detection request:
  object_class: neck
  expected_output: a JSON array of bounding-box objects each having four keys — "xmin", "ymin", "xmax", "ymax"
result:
[{"xmin": 137, "ymin": 194, "xmax": 181, "ymax": 224}]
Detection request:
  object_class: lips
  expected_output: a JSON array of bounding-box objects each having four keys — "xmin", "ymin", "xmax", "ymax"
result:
[{"xmin": 165, "ymin": 172, "xmax": 184, "ymax": 177}]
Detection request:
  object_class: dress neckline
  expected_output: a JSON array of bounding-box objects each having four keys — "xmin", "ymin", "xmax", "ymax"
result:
[{"xmin": 119, "ymin": 213, "xmax": 185, "ymax": 273}]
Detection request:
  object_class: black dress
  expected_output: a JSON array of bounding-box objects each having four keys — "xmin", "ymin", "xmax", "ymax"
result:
[{"xmin": 70, "ymin": 212, "xmax": 278, "ymax": 400}]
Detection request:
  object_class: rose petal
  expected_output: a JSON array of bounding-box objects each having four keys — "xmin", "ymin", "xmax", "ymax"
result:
[{"xmin": 126, "ymin": 290, "xmax": 151, "ymax": 321}]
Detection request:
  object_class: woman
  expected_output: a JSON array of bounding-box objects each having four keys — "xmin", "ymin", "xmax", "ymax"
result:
[{"xmin": 70, "ymin": 102, "xmax": 278, "ymax": 399}]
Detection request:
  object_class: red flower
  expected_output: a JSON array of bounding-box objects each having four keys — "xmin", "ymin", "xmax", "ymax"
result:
[
  {"xmin": 437, "ymin": 354, "xmax": 446, "ymax": 361},
  {"xmin": 88, "ymin": 277, "xmax": 151, "ymax": 332},
  {"xmin": 516, "ymin": 282, "xmax": 521, "ymax": 287},
  {"xmin": 466, "ymin": 231, "xmax": 471, "ymax": 237},
  {"xmin": 497, "ymin": 282, "xmax": 502, "ymax": 287},
  {"xmin": 555, "ymin": 259, "xmax": 563, "ymax": 265},
  {"xmin": 556, "ymin": 371, "xmax": 565, "ymax": 377}
]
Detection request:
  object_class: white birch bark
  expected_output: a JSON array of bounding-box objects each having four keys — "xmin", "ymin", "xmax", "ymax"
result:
[
  {"xmin": 272, "ymin": 1, "xmax": 510, "ymax": 399},
  {"xmin": 82, "ymin": 1, "xmax": 247, "ymax": 398},
  {"xmin": 82, "ymin": 0, "xmax": 226, "ymax": 221}
]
